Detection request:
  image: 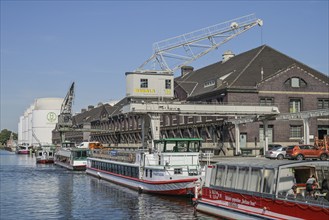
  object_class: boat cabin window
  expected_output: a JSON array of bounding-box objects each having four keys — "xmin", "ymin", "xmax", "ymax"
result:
[
  {"xmin": 263, "ymin": 169, "xmax": 275, "ymax": 194},
  {"xmin": 49, "ymin": 152, "xmax": 53, "ymax": 156},
  {"xmin": 236, "ymin": 167, "xmax": 249, "ymax": 191},
  {"xmin": 174, "ymin": 168, "xmax": 182, "ymax": 174},
  {"xmin": 225, "ymin": 166, "xmax": 237, "ymax": 188},
  {"xmin": 155, "ymin": 138, "xmax": 202, "ymax": 153},
  {"xmin": 294, "ymin": 167, "xmax": 313, "ymax": 184},
  {"xmin": 62, "ymin": 142, "xmax": 75, "ymax": 148},
  {"xmin": 249, "ymin": 167, "xmax": 262, "ymax": 192},
  {"xmin": 38, "ymin": 152, "xmax": 42, "ymax": 156},
  {"xmin": 213, "ymin": 165, "xmax": 226, "ymax": 186},
  {"xmin": 73, "ymin": 150, "xmax": 87, "ymax": 159},
  {"xmin": 212, "ymin": 164, "xmax": 276, "ymax": 194}
]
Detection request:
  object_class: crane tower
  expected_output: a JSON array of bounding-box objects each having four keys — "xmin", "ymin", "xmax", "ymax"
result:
[
  {"xmin": 56, "ymin": 82, "xmax": 75, "ymax": 142},
  {"xmin": 136, "ymin": 14, "xmax": 263, "ymax": 74}
]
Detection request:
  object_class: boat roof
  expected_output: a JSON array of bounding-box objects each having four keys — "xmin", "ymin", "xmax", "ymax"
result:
[{"xmin": 214, "ymin": 158, "xmax": 329, "ymax": 169}]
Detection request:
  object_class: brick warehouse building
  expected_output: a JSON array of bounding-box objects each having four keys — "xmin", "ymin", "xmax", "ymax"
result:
[{"xmin": 53, "ymin": 45, "xmax": 329, "ymax": 156}]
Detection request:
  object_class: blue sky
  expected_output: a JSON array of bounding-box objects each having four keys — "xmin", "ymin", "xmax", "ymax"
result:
[{"xmin": 1, "ymin": 1, "xmax": 328, "ymax": 132}]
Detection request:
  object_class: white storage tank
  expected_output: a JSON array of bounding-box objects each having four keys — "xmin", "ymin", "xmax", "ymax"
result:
[
  {"xmin": 18, "ymin": 116, "xmax": 24, "ymax": 145},
  {"xmin": 18, "ymin": 97, "xmax": 63, "ymax": 146}
]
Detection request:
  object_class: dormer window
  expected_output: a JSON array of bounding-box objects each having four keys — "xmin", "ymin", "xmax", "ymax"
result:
[
  {"xmin": 204, "ymin": 80, "xmax": 215, "ymax": 88},
  {"xmin": 284, "ymin": 77, "xmax": 307, "ymax": 88}
]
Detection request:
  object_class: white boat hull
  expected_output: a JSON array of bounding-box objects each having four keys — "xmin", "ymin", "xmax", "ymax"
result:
[{"xmin": 86, "ymin": 167, "xmax": 197, "ymax": 195}]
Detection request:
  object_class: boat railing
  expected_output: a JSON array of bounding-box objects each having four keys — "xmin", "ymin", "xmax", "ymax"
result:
[{"xmin": 278, "ymin": 191, "xmax": 329, "ymax": 207}]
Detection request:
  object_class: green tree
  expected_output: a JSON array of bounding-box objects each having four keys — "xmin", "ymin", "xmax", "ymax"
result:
[{"xmin": 0, "ymin": 129, "xmax": 17, "ymax": 145}]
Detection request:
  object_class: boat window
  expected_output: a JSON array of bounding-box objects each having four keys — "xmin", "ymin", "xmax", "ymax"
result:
[
  {"xmin": 225, "ymin": 166, "xmax": 237, "ymax": 188},
  {"xmin": 174, "ymin": 168, "xmax": 182, "ymax": 174},
  {"xmin": 214, "ymin": 165, "xmax": 226, "ymax": 186},
  {"xmin": 49, "ymin": 152, "xmax": 53, "ymax": 156},
  {"xmin": 150, "ymin": 170, "xmax": 153, "ymax": 178},
  {"xmin": 145, "ymin": 169, "xmax": 148, "ymax": 177},
  {"xmin": 294, "ymin": 167, "xmax": 312, "ymax": 184},
  {"xmin": 236, "ymin": 166, "xmax": 249, "ymax": 191},
  {"xmin": 39, "ymin": 152, "xmax": 42, "ymax": 156},
  {"xmin": 263, "ymin": 168, "xmax": 275, "ymax": 194},
  {"xmin": 316, "ymin": 165, "xmax": 329, "ymax": 185},
  {"xmin": 249, "ymin": 167, "xmax": 262, "ymax": 192},
  {"xmin": 277, "ymin": 168, "xmax": 296, "ymax": 194}
]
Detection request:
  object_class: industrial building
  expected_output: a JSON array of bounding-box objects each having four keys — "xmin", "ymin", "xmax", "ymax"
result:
[
  {"xmin": 18, "ymin": 98, "xmax": 63, "ymax": 146},
  {"xmin": 52, "ymin": 45, "xmax": 329, "ymax": 156}
]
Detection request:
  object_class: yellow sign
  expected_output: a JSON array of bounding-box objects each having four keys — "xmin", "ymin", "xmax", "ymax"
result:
[
  {"xmin": 134, "ymin": 88, "xmax": 156, "ymax": 93},
  {"xmin": 165, "ymin": 89, "xmax": 172, "ymax": 95}
]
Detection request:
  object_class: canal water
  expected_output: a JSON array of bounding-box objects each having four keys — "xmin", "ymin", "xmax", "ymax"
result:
[{"xmin": 0, "ymin": 150, "xmax": 216, "ymax": 220}]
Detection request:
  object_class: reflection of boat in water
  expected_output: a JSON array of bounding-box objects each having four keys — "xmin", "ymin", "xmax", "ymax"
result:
[
  {"xmin": 86, "ymin": 138, "xmax": 205, "ymax": 196},
  {"xmin": 89, "ymin": 177, "xmax": 215, "ymax": 219},
  {"xmin": 54, "ymin": 142, "xmax": 88, "ymax": 171},
  {"xmin": 35, "ymin": 145, "xmax": 56, "ymax": 164},
  {"xmin": 16, "ymin": 144, "xmax": 32, "ymax": 154},
  {"xmin": 195, "ymin": 159, "xmax": 329, "ymax": 219}
]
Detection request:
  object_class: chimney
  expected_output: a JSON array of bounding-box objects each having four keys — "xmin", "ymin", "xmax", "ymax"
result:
[
  {"xmin": 222, "ymin": 50, "xmax": 235, "ymax": 62},
  {"xmin": 181, "ymin": 66, "xmax": 194, "ymax": 77},
  {"xmin": 88, "ymin": 105, "xmax": 94, "ymax": 111}
]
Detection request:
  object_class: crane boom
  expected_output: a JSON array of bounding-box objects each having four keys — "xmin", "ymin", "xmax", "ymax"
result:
[
  {"xmin": 57, "ymin": 82, "xmax": 75, "ymax": 143},
  {"xmin": 136, "ymin": 14, "xmax": 263, "ymax": 74}
]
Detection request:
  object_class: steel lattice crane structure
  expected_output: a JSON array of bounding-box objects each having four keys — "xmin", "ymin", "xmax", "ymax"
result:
[
  {"xmin": 56, "ymin": 82, "xmax": 75, "ymax": 143},
  {"xmin": 136, "ymin": 14, "xmax": 263, "ymax": 74}
]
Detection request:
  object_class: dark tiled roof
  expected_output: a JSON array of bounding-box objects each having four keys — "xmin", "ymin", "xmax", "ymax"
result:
[
  {"xmin": 73, "ymin": 103, "xmax": 113, "ymax": 124},
  {"xmin": 175, "ymin": 45, "xmax": 328, "ymax": 99}
]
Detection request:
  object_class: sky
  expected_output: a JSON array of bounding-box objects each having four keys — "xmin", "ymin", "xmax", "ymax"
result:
[{"xmin": 1, "ymin": 1, "xmax": 328, "ymax": 132}]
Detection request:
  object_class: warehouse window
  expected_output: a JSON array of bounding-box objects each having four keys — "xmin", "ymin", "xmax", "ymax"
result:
[
  {"xmin": 318, "ymin": 99, "xmax": 329, "ymax": 109},
  {"xmin": 165, "ymin": 79, "xmax": 171, "ymax": 89},
  {"xmin": 140, "ymin": 79, "xmax": 148, "ymax": 88},
  {"xmin": 260, "ymin": 97, "xmax": 274, "ymax": 106},
  {"xmin": 289, "ymin": 99, "xmax": 302, "ymax": 113},
  {"xmin": 284, "ymin": 77, "xmax": 307, "ymax": 88},
  {"xmin": 290, "ymin": 125, "xmax": 302, "ymax": 138}
]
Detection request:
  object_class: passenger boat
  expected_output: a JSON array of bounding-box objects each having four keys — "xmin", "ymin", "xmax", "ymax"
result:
[
  {"xmin": 195, "ymin": 159, "xmax": 329, "ymax": 219},
  {"xmin": 86, "ymin": 138, "xmax": 205, "ymax": 196},
  {"xmin": 54, "ymin": 142, "xmax": 88, "ymax": 171},
  {"xmin": 16, "ymin": 144, "xmax": 32, "ymax": 154},
  {"xmin": 35, "ymin": 145, "xmax": 56, "ymax": 164}
]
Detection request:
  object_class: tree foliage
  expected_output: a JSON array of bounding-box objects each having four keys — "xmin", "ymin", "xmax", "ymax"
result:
[{"xmin": 0, "ymin": 129, "xmax": 17, "ymax": 145}]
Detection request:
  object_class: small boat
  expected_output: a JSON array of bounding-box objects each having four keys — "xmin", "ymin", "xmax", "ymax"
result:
[
  {"xmin": 16, "ymin": 144, "xmax": 32, "ymax": 154},
  {"xmin": 35, "ymin": 145, "xmax": 56, "ymax": 164},
  {"xmin": 86, "ymin": 138, "xmax": 205, "ymax": 196},
  {"xmin": 194, "ymin": 159, "xmax": 329, "ymax": 219},
  {"xmin": 54, "ymin": 142, "xmax": 88, "ymax": 171}
]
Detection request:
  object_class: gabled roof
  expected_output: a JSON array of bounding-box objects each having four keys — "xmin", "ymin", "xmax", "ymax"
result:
[
  {"xmin": 73, "ymin": 103, "xmax": 112, "ymax": 124},
  {"xmin": 175, "ymin": 45, "xmax": 328, "ymax": 99}
]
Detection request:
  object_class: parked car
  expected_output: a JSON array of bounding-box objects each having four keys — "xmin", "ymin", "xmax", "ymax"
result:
[
  {"xmin": 260, "ymin": 144, "xmax": 283, "ymax": 155},
  {"xmin": 285, "ymin": 144, "xmax": 329, "ymax": 161},
  {"xmin": 265, "ymin": 146, "xmax": 287, "ymax": 160}
]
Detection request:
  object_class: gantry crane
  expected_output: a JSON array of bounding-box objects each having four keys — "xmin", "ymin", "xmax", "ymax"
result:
[
  {"xmin": 122, "ymin": 14, "xmax": 279, "ymax": 155},
  {"xmin": 136, "ymin": 14, "xmax": 263, "ymax": 74}
]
